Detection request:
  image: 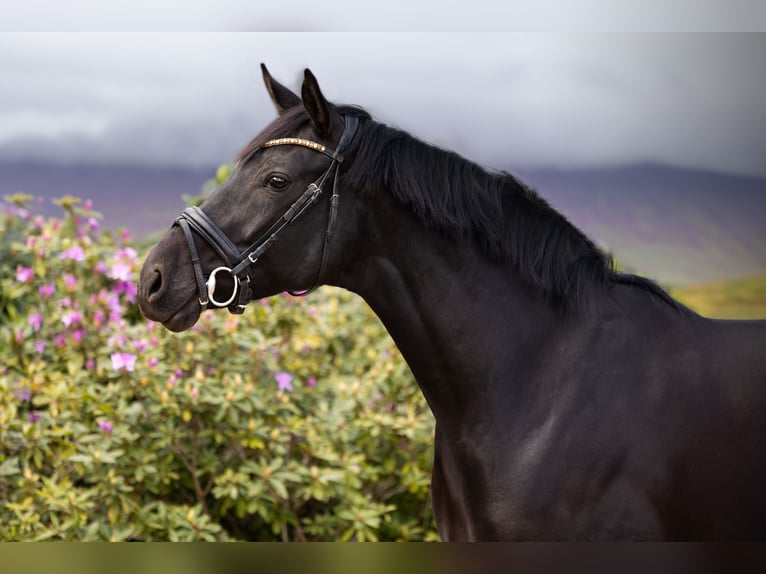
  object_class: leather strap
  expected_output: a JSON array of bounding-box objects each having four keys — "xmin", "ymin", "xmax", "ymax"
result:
[{"xmin": 174, "ymin": 114, "xmax": 360, "ymax": 313}]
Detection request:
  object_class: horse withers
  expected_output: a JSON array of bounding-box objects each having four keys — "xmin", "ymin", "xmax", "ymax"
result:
[{"xmin": 138, "ymin": 65, "xmax": 766, "ymax": 540}]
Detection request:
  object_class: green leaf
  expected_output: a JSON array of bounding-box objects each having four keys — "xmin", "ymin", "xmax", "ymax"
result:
[{"xmin": 0, "ymin": 457, "xmax": 20, "ymax": 477}]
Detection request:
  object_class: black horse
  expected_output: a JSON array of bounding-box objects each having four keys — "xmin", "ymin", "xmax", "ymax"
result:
[{"xmin": 138, "ymin": 65, "xmax": 766, "ymax": 541}]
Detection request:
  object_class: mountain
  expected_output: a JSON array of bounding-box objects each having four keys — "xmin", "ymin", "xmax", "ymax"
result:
[
  {"xmin": 0, "ymin": 161, "xmax": 215, "ymax": 239},
  {"xmin": 2, "ymin": 160, "xmax": 765, "ymax": 286},
  {"xmin": 515, "ymin": 164, "xmax": 766, "ymax": 286},
  {"xmin": 673, "ymin": 275, "xmax": 766, "ymax": 320}
]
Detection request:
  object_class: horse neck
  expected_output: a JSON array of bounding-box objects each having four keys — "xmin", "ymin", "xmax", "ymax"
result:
[{"xmin": 334, "ymin": 193, "xmax": 564, "ymax": 426}]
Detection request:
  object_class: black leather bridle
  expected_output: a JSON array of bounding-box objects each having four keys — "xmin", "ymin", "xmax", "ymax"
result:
[{"xmin": 174, "ymin": 115, "xmax": 360, "ymax": 314}]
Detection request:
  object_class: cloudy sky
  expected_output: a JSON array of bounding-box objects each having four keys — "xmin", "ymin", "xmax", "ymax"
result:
[{"xmin": 1, "ymin": 29, "xmax": 765, "ymax": 176}]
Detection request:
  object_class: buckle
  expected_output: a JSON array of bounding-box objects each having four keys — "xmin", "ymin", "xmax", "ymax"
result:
[{"xmin": 206, "ymin": 266, "xmax": 239, "ymax": 307}]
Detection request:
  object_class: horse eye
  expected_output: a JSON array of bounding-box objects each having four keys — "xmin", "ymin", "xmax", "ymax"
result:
[{"xmin": 267, "ymin": 175, "xmax": 289, "ymax": 190}]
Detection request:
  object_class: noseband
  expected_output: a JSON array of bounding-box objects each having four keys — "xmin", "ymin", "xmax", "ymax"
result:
[{"xmin": 174, "ymin": 115, "xmax": 360, "ymax": 314}]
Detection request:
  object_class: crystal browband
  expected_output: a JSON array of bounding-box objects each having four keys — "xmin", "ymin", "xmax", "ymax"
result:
[{"xmin": 263, "ymin": 138, "xmax": 326, "ymax": 153}]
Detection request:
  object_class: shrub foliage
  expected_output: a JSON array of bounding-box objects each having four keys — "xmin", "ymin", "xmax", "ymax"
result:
[{"xmin": 0, "ymin": 194, "xmax": 437, "ymax": 541}]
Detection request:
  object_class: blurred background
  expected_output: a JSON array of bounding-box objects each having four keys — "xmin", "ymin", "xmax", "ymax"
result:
[
  {"xmin": 1, "ymin": 31, "xmax": 765, "ymax": 316},
  {"xmin": 2, "ymin": 0, "xmax": 766, "ymax": 550}
]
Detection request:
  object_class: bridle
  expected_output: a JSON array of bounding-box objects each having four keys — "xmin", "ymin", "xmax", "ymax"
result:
[{"xmin": 174, "ymin": 114, "xmax": 360, "ymax": 315}]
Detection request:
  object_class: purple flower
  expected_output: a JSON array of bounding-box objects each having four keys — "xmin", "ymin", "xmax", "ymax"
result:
[
  {"xmin": 306, "ymin": 377, "xmax": 317, "ymax": 388},
  {"xmin": 275, "ymin": 372, "xmax": 293, "ymax": 392},
  {"xmin": 34, "ymin": 339, "xmax": 46, "ymax": 354},
  {"xmin": 39, "ymin": 284, "xmax": 55, "ymax": 298},
  {"xmin": 109, "ymin": 262, "xmax": 132, "ymax": 282},
  {"xmin": 61, "ymin": 311, "xmax": 83, "ymax": 327},
  {"xmin": 115, "ymin": 247, "xmax": 137, "ymax": 263},
  {"xmin": 98, "ymin": 420, "xmax": 113, "ymax": 434},
  {"xmin": 124, "ymin": 281, "xmax": 137, "ymax": 302},
  {"xmin": 71, "ymin": 329, "xmax": 86, "ymax": 344},
  {"xmin": 63, "ymin": 274, "xmax": 77, "ymax": 290},
  {"xmin": 111, "ymin": 352, "xmax": 137, "ymax": 372},
  {"xmin": 94, "ymin": 261, "xmax": 108, "ymax": 274},
  {"xmin": 148, "ymin": 357, "xmax": 158, "ymax": 368},
  {"xmin": 15, "ymin": 388, "xmax": 32, "ymax": 402},
  {"xmin": 86, "ymin": 358, "xmax": 96, "ymax": 370},
  {"xmin": 27, "ymin": 412, "xmax": 41, "ymax": 424},
  {"xmin": 87, "ymin": 217, "xmax": 100, "ymax": 231},
  {"xmin": 59, "ymin": 245, "xmax": 85, "ymax": 261},
  {"xmin": 16, "ymin": 266, "xmax": 33, "ymax": 283},
  {"xmin": 28, "ymin": 313, "xmax": 43, "ymax": 332}
]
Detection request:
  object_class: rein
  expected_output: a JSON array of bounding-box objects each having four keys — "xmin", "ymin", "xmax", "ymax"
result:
[{"xmin": 175, "ymin": 115, "xmax": 360, "ymax": 314}]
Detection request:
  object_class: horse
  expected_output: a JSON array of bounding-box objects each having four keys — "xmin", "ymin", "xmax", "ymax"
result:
[{"xmin": 137, "ymin": 65, "xmax": 766, "ymax": 541}]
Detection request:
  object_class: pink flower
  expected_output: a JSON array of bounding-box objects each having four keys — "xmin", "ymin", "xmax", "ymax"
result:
[
  {"xmin": 61, "ymin": 311, "xmax": 83, "ymax": 327},
  {"xmin": 86, "ymin": 358, "xmax": 96, "ymax": 370},
  {"xmin": 98, "ymin": 420, "xmax": 113, "ymax": 434},
  {"xmin": 94, "ymin": 262, "xmax": 108, "ymax": 274},
  {"xmin": 110, "ymin": 262, "xmax": 132, "ymax": 282},
  {"xmin": 39, "ymin": 284, "xmax": 55, "ymax": 298},
  {"xmin": 111, "ymin": 352, "xmax": 137, "ymax": 372},
  {"xmin": 15, "ymin": 266, "xmax": 33, "ymax": 283},
  {"xmin": 115, "ymin": 247, "xmax": 137, "ymax": 263},
  {"xmin": 15, "ymin": 330, "xmax": 24, "ymax": 344},
  {"xmin": 93, "ymin": 311, "xmax": 105, "ymax": 326},
  {"xmin": 306, "ymin": 377, "xmax": 317, "ymax": 388},
  {"xmin": 34, "ymin": 339, "xmax": 45, "ymax": 354},
  {"xmin": 27, "ymin": 412, "xmax": 41, "ymax": 423},
  {"xmin": 59, "ymin": 245, "xmax": 85, "ymax": 261},
  {"xmin": 275, "ymin": 372, "xmax": 293, "ymax": 392},
  {"xmin": 53, "ymin": 334, "xmax": 67, "ymax": 349},
  {"xmin": 71, "ymin": 329, "xmax": 86, "ymax": 344},
  {"xmin": 84, "ymin": 199, "xmax": 93, "ymax": 211},
  {"xmin": 28, "ymin": 313, "xmax": 43, "ymax": 331},
  {"xmin": 63, "ymin": 274, "xmax": 77, "ymax": 289},
  {"xmin": 148, "ymin": 357, "xmax": 158, "ymax": 368}
]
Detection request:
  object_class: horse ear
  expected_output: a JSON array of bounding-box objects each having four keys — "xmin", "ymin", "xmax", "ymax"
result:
[
  {"xmin": 261, "ymin": 63, "xmax": 301, "ymax": 115},
  {"xmin": 301, "ymin": 68, "xmax": 333, "ymax": 138}
]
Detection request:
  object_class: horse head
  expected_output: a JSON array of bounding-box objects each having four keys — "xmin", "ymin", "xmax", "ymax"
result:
[{"xmin": 138, "ymin": 65, "xmax": 361, "ymax": 331}]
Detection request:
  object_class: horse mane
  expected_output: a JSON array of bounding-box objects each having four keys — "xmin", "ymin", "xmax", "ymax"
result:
[
  {"xmin": 239, "ymin": 105, "xmax": 680, "ymax": 313},
  {"xmin": 341, "ymin": 114, "xmax": 681, "ymax": 313}
]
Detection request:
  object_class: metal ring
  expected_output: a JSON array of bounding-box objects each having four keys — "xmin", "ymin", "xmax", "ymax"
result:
[{"xmin": 206, "ymin": 266, "xmax": 238, "ymax": 308}]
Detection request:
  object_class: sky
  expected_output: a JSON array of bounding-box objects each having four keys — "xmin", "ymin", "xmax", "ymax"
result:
[{"xmin": 1, "ymin": 13, "xmax": 765, "ymax": 177}]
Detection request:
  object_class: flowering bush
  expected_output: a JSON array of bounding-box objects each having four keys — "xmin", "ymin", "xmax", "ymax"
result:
[{"xmin": 0, "ymin": 193, "xmax": 437, "ymax": 541}]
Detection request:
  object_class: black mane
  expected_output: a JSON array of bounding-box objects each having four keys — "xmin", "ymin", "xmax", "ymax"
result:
[
  {"xmin": 341, "ymin": 115, "xmax": 679, "ymax": 313},
  {"xmin": 242, "ymin": 106, "xmax": 679, "ymax": 312}
]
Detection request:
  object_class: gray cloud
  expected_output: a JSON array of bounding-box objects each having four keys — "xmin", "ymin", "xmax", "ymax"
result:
[
  {"xmin": 1, "ymin": 33, "xmax": 765, "ymax": 177},
  {"xmin": 3, "ymin": 1, "xmax": 765, "ymax": 31}
]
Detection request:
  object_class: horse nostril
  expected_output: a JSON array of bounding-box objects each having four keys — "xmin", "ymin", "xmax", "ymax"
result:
[{"xmin": 148, "ymin": 269, "xmax": 163, "ymax": 300}]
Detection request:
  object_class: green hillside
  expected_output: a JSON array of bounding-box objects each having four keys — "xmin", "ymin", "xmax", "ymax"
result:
[{"xmin": 673, "ymin": 275, "xmax": 766, "ymax": 319}]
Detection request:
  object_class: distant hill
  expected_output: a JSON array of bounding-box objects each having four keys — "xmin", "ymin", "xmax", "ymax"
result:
[
  {"xmin": 0, "ymin": 161, "xmax": 214, "ymax": 239},
  {"xmin": 516, "ymin": 164, "xmax": 766, "ymax": 286},
  {"xmin": 673, "ymin": 275, "xmax": 766, "ymax": 319},
  {"xmin": 2, "ymin": 160, "xmax": 765, "ymax": 286}
]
